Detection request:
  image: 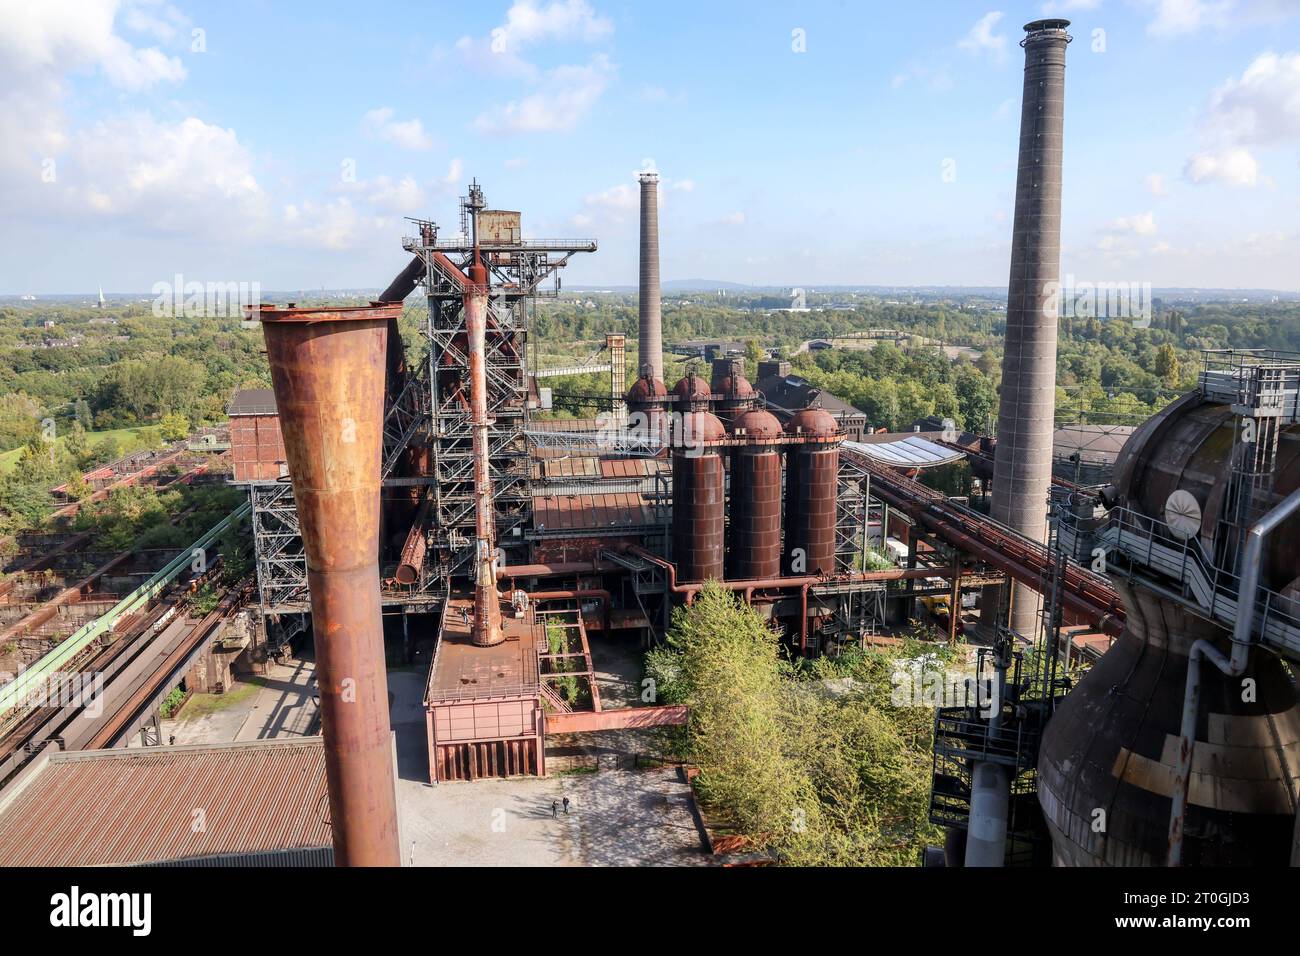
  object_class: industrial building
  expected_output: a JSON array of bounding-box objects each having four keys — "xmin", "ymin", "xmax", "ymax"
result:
[{"xmin": 210, "ymin": 18, "xmax": 1300, "ymax": 868}]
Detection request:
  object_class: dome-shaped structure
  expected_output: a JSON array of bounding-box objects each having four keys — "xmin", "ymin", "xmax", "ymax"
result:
[
  {"xmin": 672, "ymin": 370, "xmax": 712, "ymax": 412},
  {"xmin": 728, "ymin": 408, "xmax": 784, "ymax": 580},
  {"xmin": 625, "ymin": 372, "xmax": 667, "ymax": 404},
  {"xmin": 731, "ymin": 407, "xmax": 783, "ymax": 440},
  {"xmin": 1038, "ymin": 391, "xmax": 1300, "ymax": 866},
  {"xmin": 786, "ymin": 406, "xmax": 839, "ymax": 438},
  {"xmin": 711, "ymin": 358, "xmax": 756, "ymax": 425}
]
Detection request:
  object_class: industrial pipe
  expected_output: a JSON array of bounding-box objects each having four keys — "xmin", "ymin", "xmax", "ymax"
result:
[
  {"xmin": 1166, "ymin": 485, "xmax": 1300, "ymax": 866},
  {"xmin": 394, "ymin": 494, "xmax": 431, "ymax": 586},
  {"xmin": 465, "ymin": 258, "xmax": 504, "ymax": 647},
  {"xmin": 258, "ymin": 303, "xmax": 402, "ymax": 868},
  {"xmin": 497, "ymin": 560, "xmax": 621, "ymax": 579}
]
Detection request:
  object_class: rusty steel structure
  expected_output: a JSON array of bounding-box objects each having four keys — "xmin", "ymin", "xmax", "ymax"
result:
[
  {"xmin": 727, "ymin": 408, "xmax": 784, "ymax": 580},
  {"xmin": 783, "ymin": 407, "xmax": 841, "ymax": 576},
  {"xmin": 1038, "ymin": 351, "xmax": 1300, "ymax": 867},
  {"xmin": 989, "ymin": 18, "xmax": 1072, "ymax": 640},
  {"xmin": 711, "ymin": 357, "xmax": 755, "ymax": 426},
  {"xmin": 670, "ymin": 408, "xmax": 726, "ymax": 584},
  {"xmin": 258, "ymin": 302, "xmax": 401, "ymax": 868}
]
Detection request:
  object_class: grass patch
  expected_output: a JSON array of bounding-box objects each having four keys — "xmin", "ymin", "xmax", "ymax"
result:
[
  {"xmin": 0, "ymin": 426, "xmax": 158, "ymax": 476},
  {"xmin": 174, "ymin": 676, "xmax": 266, "ymax": 720}
]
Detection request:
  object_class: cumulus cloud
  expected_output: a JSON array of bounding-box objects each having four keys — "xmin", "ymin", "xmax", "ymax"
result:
[
  {"xmin": 958, "ymin": 12, "xmax": 1008, "ymax": 62},
  {"xmin": 488, "ymin": 0, "xmax": 612, "ymax": 53},
  {"xmin": 472, "ymin": 55, "xmax": 613, "ymax": 134},
  {"xmin": 1145, "ymin": 172, "xmax": 1169, "ymax": 196},
  {"xmin": 1183, "ymin": 51, "xmax": 1300, "ymax": 188},
  {"xmin": 362, "ymin": 107, "xmax": 434, "ymax": 150},
  {"xmin": 1185, "ymin": 147, "xmax": 1260, "ymax": 186},
  {"xmin": 1107, "ymin": 211, "xmax": 1159, "ymax": 235},
  {"xmin": 1144, "ymin": 0, "xmax": 1233, "ymax": 36}
]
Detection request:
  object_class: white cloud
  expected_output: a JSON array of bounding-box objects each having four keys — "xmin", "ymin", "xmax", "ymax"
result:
[
  {"xmin": 48, "ymin": 114, "xmax": 268, "ymax": 233},
  {"xmin": 472, "ymin": 55, "xmax": 613, "ymax": 134},
  {"xmin": 1145, "ymin": 172, "xmax": 1169, "ymax": 196},
  {"xmin": 1201, "ymin": 51, "xmax": 1300, "ymax": 147},
  {"xmin": 1143, "ymin": 0, "xmax": 1233, "ymax": 36},
  {"xmin": 1182, "ymin": 51, "xmax": 1300, "ymax": 188},
  {"xmin": 1106, "ymin": 211, "xmax": 1158, "ymax": 235},
  {"xmin": 1185, "ymin": 147, "xmax": 1260, "ymax": 186},
  {"xmin": 488, "ymin": 0, "xmax": 612, "ymax": 53},
  {"xmin": 443, "ymin": 157, "xmax": 464, "ymax": 185},
  {"xmin": 364, "ymin": 175, "xmax": 426, "ymax": 215},
  {"xmin": 958, "ymin": 12, "xmax": 1008, "ymax": 62},
  {"xmin": 121, "ymin": 1, "xmax": 190, "ymax": 44},
  {"xmin": 362, "ymin": 107, "xmax": 434, "ymax": 150}
]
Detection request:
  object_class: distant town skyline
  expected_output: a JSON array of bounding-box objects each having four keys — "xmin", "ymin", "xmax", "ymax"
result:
[{"xmin": 2, "ymin": 0, "xmax": 1300, "ymax": 293}]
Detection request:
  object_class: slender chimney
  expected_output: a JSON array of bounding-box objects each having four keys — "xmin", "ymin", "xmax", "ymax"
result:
[
  {"xmin": 638, "ymin": 172, "xmax": 663, "ymax": 382},
  {"xmin": 258, "ymin": 302, "xmax": 403, "ymax": 867},
  {"xmin": 989, "ymin": 18, "xmax": 1071, "ymax": 641}
]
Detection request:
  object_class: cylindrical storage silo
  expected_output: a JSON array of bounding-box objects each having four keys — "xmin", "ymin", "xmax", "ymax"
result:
[
  {"xmin": 672, "ymin": 409, "xmax": 726, "ymax": 583},
  {"xmin": 728, "ymin": 408, "xmax": 783, "ymax": 580},
  {"xmin": 782, "ymin": 407, "xmax": 841, "ymax": 576}
]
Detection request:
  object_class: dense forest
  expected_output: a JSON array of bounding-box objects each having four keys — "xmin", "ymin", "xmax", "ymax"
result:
[{"xmin": 2, "ymin": 292, "xmax": 1297, "ymax": 538}]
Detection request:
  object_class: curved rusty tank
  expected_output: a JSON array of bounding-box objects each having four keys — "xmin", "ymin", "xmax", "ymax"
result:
[
  {"xmin": 727, "ymin": 408, "xmax": 783, "ymax": 580},
  {"xmin": 1037, "ymin": 392, "xmax": 1300, "ymax": 866},
  {"xmin": 671, "ymin": 409, "xmax": 726, "ymax": 583},
  {"xmin": 711, "ymin": 358, "xmax": 755, "ymax": 426},
  {"xmin": 672, "ymin": 369, "xmax": 712, "ymax": 412},
  {"xmin": 782, "ymin": 407, "xmax": 841, "ymax": 576},
  {"xmin": 625, "ymin": 366, "xmax": 668, "ymax": 450}
]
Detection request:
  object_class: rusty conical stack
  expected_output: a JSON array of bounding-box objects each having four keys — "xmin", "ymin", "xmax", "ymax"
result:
[{"xmin": 259, "ymin": 303, "xmax": 402, "ymax": 868}]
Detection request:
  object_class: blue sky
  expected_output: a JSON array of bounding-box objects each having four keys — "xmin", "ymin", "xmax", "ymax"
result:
[{"xmin": 2, "ymin": 0, "xmax": 1299, "ymax": 293}]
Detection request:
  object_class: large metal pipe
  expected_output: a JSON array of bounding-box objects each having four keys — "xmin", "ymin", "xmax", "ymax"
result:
[
  {"xmin": 989, "ymin": 18, "xmax": 1071, "ymax": 639},
  {"xmin": 465, "ymin": 259, "xmax": 504, "ymax": 647},
  {"xmin": 1166, "ymin": 484, "xmax": 1300, "ymax": 865},
  {"xmin": 258, "ymin": 303, "xmax": 402, "ymax": 868},
  {"xmin": 638, "ymin": 172, "xmax": 663, "ymax": 382}
]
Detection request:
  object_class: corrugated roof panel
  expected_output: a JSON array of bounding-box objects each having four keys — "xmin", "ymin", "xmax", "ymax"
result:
[
  {"xmin": 842, "ymin": 436, "xmax": 964, "ymax": 469},
  {"xmin": 0, "ymin": 739, "xmax": 331, "ymax": 866}
]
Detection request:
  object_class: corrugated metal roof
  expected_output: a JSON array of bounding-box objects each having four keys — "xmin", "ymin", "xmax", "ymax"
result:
[
  {"xmin": 532, "ymin": 493, "xmax": 656, "ymax": 531},
  {"xmin": 0, "ymin": 738, "xmax": 331, "ymax": 866},
  {"xmin": 227, "ymin": 388, "xmax": 277, "ymax": 416},
  {"xmin": 842, "ymin": 436, "xmax": 964, "ymax": 469}
]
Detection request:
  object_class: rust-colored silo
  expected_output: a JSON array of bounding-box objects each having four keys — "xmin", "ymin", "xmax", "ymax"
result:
[
  {"xmin": 711, "ymin": 358, "xmax": 755, "ymax": 426},
  {"xmin": 1037, "ymin": 393, "xmax": 1300, "ymax": 866},
  {"xmin": 625, "ymin": 365, "xmax": 668, "ymax": 450},
  {"xmin": 782, "ymin": 407, "xmax": 841, "ymax": 576},
  {"xmin": 672, "ymin": 409, "xmax": 726, "ymax": 583},
  {"xmin": 728, "ymin": 408, "xmax": 783, "ymax": 580},
  {"xmin": 258, "ymin": 302, "xmax": 402, "ymax": 868}
]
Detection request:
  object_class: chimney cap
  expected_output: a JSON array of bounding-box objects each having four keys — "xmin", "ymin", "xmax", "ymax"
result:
[
  {"xmin": 1023, "ymin": 17, "xmax": 1071, "ymax": 35},
  {"xmin": 637, "ymin": 171, "xmax": 660, "ymax": 184}
]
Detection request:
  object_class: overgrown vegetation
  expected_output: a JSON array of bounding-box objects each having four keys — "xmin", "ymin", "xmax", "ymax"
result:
[
  {"xmin": 545, "ymin": 620, "xmax": 582, "ymax": 708},
  {"xmin": 652, "ymin": 582, "xmax": 945, "ymax": 865}
]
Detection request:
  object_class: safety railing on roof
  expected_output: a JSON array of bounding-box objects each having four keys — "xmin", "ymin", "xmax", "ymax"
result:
[{"xmin": 1096, "ymin": 505, "xmax": 1300, "ymax": 660}]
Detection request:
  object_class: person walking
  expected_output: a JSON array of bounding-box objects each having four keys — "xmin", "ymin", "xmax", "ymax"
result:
[
  {"xmin": 551, "ymin": 800, "xmax": 558, "ymax": 819},
  {"xmin": 562, "ymin": 797, "xmax": 570, "ymax": 815}
]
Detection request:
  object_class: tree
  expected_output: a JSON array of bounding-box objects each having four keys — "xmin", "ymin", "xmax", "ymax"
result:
[
  {"xmin": 744, "ymin": 339, "xmax": 765, "ymax": 370},
  {"xmin": 1154, "ymin": 343, "xmax": 1180, "ymax": 388},
  {"xmin": 159, "ymin": 412, "xmax": 190, "ymax": 442}
]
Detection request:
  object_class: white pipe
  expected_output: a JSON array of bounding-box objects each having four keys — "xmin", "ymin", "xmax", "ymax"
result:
[{"xmin": 1166, "ymin": 485, "xmax": 1300, "ymax": 865}]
